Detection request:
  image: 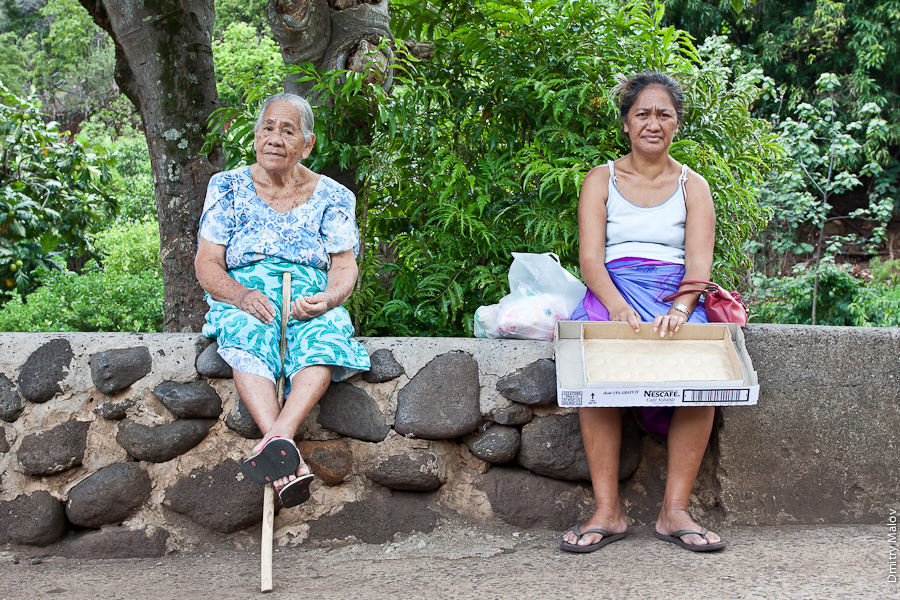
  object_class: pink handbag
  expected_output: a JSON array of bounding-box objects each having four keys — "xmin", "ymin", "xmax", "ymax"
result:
[{"xmin": 662, "ymin": 280, "xmax": 748, "ymax": 327}]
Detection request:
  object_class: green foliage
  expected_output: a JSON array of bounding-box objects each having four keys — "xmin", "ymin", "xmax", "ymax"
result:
[
  {"xmin": 0, "ymin": 0, "xmax": 44, "ymax": 36},
  {"xmin": 76, "ymin": 117, "xmax": 156, "ymax": 223},
  {"xmin": 363, "ymin": 0, "xmax": 778, "ymax": 334},
  {"xmin": 0, "ymin": 84, "xmax": 115, "ymax": 296},
  {"xmin": 750, "ymin": 261, "xmax": 862, "ymax": 325},
  {"xmin": 214, "ymin": 0, "xmax": 270, "ymax": 34},
  {"xmin": 751, "ymin": 258, "xmax": 900, "ymax": 327},
  {"xmin": 0, "ymin": 32, "xmax": 30, "ymax": 97},
  {"xmin": 849, "ymin": 281, "xmax": 900, "ymax": 327},
  {"xmin": 0, "ymin": 219, "xmax": 164, "ymax": 332},
  {"xmin": 753, "ymin": 74, "xmax": 891, "ymax": 260},
  {"xmin": 27, "ymin": 0, "xmax": 119, "ymax": 125},
  {"xmin": 212, "ymin": 22, "xmax": 287, "ymax": 109}
]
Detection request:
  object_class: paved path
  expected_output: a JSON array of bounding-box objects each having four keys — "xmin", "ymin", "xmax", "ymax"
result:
[{"xmin": 0, "ymin": 524, "xmax": 892, "ymax": 599}]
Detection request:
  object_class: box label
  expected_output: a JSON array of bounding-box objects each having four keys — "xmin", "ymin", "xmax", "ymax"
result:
[
  {"xmin": 557, "ymin": 386, "xmax": 757, "ymax": 407},
  {"xmin": 559, "ymin": 390, "xmax": 583, "ymax": 406},
  {"xmin": 683, "ymin": 389, "xmax": 751, "ymax": 404},
  {"xmin": 642, "ymin": 389, "xmax": 684, "ymax": 404}
]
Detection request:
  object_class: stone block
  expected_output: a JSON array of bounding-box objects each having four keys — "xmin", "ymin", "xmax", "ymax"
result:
[
  {"xmin": 0, "ymin": 425, "xmax": 8, "ymax": 453},
  {"xmin": 297, "ymin": 440, "xmax": 352, "ymax": 486},
  {"xmin": 0, "ymin": 491, "xmax": 67, "ymax": 546},
  {"xmin": 89, "ymin": 347, "xmax": 152, "ymax": 395},
  {"xmin": 492, "ymin": 403, "xmax": 532, "ymax": 426},
  {"xmin": 0, "ymin": 373, "xmax": 24, "ymax": 422},
  {"xmin": 476, "ymin": 466, "xmax": 589, "ymax": 529},
  {"xmin": 307, "ymin": 491, "xmax": 438, "ymax": 544},
  {"xmin": 367, "ymin": 453, "xmax": 443, "ymax": 491},
  {"xmin": 163, "ymin": 459, "xmax": 264, "ymax": 533},
  {"xmin": 517, "ymin": 413, "xmax": 589, "ymax": 481},
  {"xmin": 17, "ymin": 420, "xmax": 91, "ymax": 476},
  {"xmin": 718, "ymin": 324, "xmax": 900, "ymax": 525},
  {"xmin": 55, "ymin": 527, "xmax": 169, "ymax": 558},
  {"xmin": 495, "ymin": 358, "xmax": 557, "ymax": 405},
  {"xmin": 153, "ymin": 380, "xmax": 223, "ymax": 419},
  {"xmin": 395, "ymin": 352, "xmax": 481, "ymax": 439},
  {"xmin": 116, "ymin": 418, "xmax": 215, "ymax": 463},
  {"xmin": 93, "ymin": 397, "xmax": 138, "ymax": 421},
  {"xmin": 317, "ymin": 382, "xmax": 389, "ymax": 442},
  {"xmin": 361, "ymin": 349, "xmax": 404, "ymax": 383},
  {"xmin": 516, "ymin": 412, "xmax": 640, "ymax": 483},
  {"xmin": 463, "ymin": 425, "xmax": 520, "ymax": 464},
  {"xmin": 224, "ymin": 397, "xmax": 263, "ymax": 439},
  {"xmin": 65, "ymin": 462, "xmax": 152, "ymax": 528},
  {"xmin": 18, "ymin": 338, "xmax": 73, "ymax": 403},
  {"xmin": 196, "ymin": 342, "xmax": 233, "ymax": 378}
]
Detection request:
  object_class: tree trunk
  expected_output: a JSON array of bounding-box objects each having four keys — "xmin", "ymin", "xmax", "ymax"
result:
[
  {"xmin": 80, "ymin": 0, "xmax": 223, "ymax": 332},
  {"xmin": 267, "ymin": 0, "xmax": 394, "ymax": 100}
]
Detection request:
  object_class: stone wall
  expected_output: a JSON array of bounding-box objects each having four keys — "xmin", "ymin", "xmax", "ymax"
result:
[{"xmin": 0, "ymin": 326, "xmax": 897, "ymax": 557}]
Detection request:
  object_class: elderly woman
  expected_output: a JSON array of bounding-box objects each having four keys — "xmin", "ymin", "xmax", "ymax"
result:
[
  {"xmin": 560, "ymin": 73, "xmax": 725, "ymax": 553},
  {"xmin": 195, "ymin": 93, "xmax": 370, "ymax": 508}
]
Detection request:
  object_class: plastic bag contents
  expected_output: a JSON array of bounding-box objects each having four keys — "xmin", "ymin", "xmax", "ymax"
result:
[{"xmin": 474, "ymin": 253, "xmax": 586, "ymax": 340}]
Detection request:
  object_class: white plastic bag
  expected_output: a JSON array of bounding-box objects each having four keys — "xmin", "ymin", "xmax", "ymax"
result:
[{"xmin": 474, "ymin": 253, "xmax": 586, "ymax": 340}]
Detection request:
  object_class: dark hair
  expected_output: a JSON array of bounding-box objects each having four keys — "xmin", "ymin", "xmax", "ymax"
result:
[{"xmin": 617, "ymin": 72, "xmax": 684, "ymax": 123}]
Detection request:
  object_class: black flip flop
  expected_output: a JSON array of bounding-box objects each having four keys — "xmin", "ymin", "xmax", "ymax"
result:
[
  {"xmin": 654, "ymin": 528, "xmax": 726, "ymax": 552},
  {"xmin": 559, "ymin": 526, "xmax": 626, "ymax": 553},
  {"xmin": 277, "ymin": 473, "xmax": 315, "ymax": 508},
  {"xmin": 240, "ymin": 437, "xmax": 301, "ymax": 485}
]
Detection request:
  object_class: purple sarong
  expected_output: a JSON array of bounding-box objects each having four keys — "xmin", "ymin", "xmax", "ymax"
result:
[{"xmin": 570, "ymin": 257, "xmax": 708, "ymax": 435}]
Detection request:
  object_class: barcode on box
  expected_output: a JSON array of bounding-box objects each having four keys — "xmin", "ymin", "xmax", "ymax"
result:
[
  {"xmin": 683, "ymin": 389, "xmax": 750, "ymax": 404},
  {"xmin": 559, "ymin": 390, "xmax": 583, "ymax": 406}
]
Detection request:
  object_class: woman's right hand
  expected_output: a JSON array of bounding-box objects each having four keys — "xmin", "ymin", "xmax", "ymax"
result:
[
  {"xmin": 238, "ymin": 289, "xmax": 276, "ymax": 325},
  {"xmin": 608, "ymin": 304, "xmax": 641, "ymax": 333}
]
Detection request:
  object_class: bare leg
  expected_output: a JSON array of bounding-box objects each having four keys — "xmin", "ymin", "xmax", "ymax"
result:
[
  {"xmin": 234, "ymin": 365, "xmax": 335, "ymax": 488},
  {"xmin": 562, "ymin": 407, "xmax": 628, "ymax": 547},
  {"xmin": 655, "ymin": 406, "xmax": 721, "ymax": 546}
]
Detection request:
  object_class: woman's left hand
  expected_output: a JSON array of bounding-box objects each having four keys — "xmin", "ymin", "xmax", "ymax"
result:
[
  {"xmin": 292, "ymin": 291, "xmax": 332, "ymax": 321},
  {"xmin": 652, "ymin": 311, "xmax": 687, "ymax": 337}
]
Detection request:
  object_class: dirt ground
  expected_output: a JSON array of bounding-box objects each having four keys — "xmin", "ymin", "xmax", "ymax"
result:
[{"xmin": 0, "ymin": 522, "xmax": 891, "ymax": 600}]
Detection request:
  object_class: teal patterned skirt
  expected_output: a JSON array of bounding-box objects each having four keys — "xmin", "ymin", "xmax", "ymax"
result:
[{"xmin": 202, "ymin": 257, "xmax": 370, "ymax": 385}]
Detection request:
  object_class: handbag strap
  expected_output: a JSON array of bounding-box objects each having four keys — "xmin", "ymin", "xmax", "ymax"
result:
[
  {"xmin": 680, "ymin": 280, "xmax": 724, "ymax": 290},
  {"xmin": 661, "ymin": 280, "xmax": 720, "ymax": 303},
  {"xmin": 661, "ymin": 288, "xmax": 704, "ymax": 302}
]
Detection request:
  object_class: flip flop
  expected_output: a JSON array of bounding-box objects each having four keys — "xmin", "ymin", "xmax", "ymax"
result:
[
  {"xmin": 240, "ymin": 436, "xmax": 301, "ymax": 485},
  {"xmin": 654, "ymin": 528, "xmax": 726, "ymax": 552},
  {"xmin": 559, "ymin": 526, "xmax": 626, "ymax": 553},
  {"xmin": 276, "ymin": 472, "xmax": 315, "ymax": 508}
]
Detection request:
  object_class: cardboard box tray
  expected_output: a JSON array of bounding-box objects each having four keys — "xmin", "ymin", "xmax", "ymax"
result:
[{"xmin": 555, "ymin": 321, "xmax": 759, "ymax": 407}]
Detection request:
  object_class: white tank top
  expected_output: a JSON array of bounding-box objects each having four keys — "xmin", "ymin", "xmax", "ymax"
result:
[{"xmin": 604, "ymin": 160, "xmax": 688, "ymax": 264}]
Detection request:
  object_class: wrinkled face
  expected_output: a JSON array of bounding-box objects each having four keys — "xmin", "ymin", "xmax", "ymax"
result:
[
  {"xmin": 623, "ymin": 85, "xmax": 679, "ymax": 155},
  {"xmin": 254, "ymin": 101, "xmax": 315, "ymax": 173}
]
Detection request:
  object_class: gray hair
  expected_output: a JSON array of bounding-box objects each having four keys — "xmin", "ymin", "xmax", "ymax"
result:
[{"xmin": 254, "ymin": 93, "xmax": 315, "ymax": 143}]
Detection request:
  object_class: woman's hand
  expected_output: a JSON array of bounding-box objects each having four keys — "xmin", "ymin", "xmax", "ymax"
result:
[
  {"xmin": 609, "ymin": 304, "xmax": 642, "ymax": 333},
  {"xmin": 238, "ymin": 289, "xmax": 277, "ymax": 325},
  {"xmin": 291, "ymin": 291, "xmax": 332, "ymax": 321},
  {"xmin": 652, "ymin": 310, "xmax": 687, "ymax": 337}
]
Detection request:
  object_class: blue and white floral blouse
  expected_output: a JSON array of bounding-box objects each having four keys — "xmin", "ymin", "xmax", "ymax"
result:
[{"xmin": 198, "ymin": 166, "xmax": 360, "ymax": 270}]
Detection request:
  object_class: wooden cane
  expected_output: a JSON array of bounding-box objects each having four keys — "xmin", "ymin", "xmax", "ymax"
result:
[{"xmin": 261, "ymin": 272, "xmax": 291, "ymax": 593}]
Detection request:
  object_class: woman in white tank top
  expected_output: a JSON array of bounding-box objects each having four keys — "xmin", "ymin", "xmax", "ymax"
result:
[{"xmin": 560, "ymin": 73, "xmax": 725, "ymax": 553}]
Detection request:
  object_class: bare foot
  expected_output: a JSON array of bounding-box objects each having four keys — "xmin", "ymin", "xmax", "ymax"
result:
[
  {"xmin": 562, "ymin": 507, "xmax": 627, "ymax": 547},
  {"xmin": 251, "ymin": 429, "xmax": 296, "ymax": 455},
  {"xmin": 655, "ymin": 507, "xmax": 721, "ymax": 547},
  {"xmin": 273, "ymin": 460, "xmax": 312, "ymax": 490}
]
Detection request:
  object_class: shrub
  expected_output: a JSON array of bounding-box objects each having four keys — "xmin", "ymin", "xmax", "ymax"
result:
[{"xmin": 0, "ymin": 219, "xmax": 163, "ymax": 332}]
